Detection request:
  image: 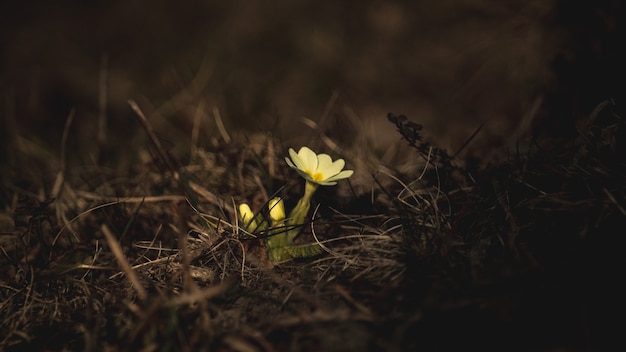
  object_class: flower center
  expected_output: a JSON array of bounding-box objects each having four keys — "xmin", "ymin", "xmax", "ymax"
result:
[{"xmin": 306, "ymin": 170, "xmax": 324, "ymax": 182}]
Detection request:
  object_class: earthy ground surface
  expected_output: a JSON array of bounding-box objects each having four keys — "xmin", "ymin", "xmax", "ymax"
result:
[{"xmin": 1, "ymin": 1, "xmax": 625, "ymax": 351}]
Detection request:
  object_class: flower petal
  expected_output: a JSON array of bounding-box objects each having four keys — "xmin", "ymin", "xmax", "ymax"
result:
[
  {"xmin": 316, "ymin": 154, "xmax": 334, "ymax": 173},
  {"xmin": 324, "ymin": 169, "xmax": 354, "ymax": 182},
  {"xmin": 289, "ymin": 168, "xmax": 313, "ymax": 182},
  {"xmin": 298, "ymin": 146, "xmax": 318, "ymax": 172},
  {"xmin": 288, "ymin": 148, "xmax": 304, "ymax": 170},
  {"xmin": 285, "ymin": 156, "xmax": 297, "ymax": 170},
  {"xmin": 325, "ymin": 158, "xmax": 346, "ymax": 179}
]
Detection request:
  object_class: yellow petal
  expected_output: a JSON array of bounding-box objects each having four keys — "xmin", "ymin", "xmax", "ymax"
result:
[{"xmin": 298, "ymin": 146, "xmax": 319, "ymax": 172}]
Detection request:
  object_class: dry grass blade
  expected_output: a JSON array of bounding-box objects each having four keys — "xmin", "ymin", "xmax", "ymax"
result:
[
  {"xmin": 129, "ymin": 99, "xmax": 180, "ymax": 180},
  {"xmin": 50, "ymin": 109, "xmax": 75, "ymax": 199},
  {"xmin": 101, "ymin": 224, "xmax": 147, "ymax": 300}
]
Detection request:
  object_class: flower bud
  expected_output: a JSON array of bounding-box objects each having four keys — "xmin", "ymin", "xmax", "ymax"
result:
[
  {"xmin": 238, "ymin": 203, "xmax": 257, "ymax": 231},
  {"xmin": 268, "ymin": 197, "xmax": 286, "ymax": 225}
]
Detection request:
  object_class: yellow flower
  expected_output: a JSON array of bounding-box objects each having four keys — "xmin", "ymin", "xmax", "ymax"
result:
[{"xmin": 285, "ymin": 147, "xmax": 353, "ymax": 186}]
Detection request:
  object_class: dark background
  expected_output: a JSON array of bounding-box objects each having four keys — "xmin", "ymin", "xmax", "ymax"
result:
[{"xmin": 1, "ymin": 0, "xmax": 624, "ymax": 164}]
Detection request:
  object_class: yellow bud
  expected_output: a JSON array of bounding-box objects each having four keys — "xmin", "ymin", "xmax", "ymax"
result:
[
  {"xmin": 238, "ymin": 203, "xmax": 257, "ymax": 231},
  {"xmin": 239, "ymin": 203, "xmax": 253, "ymax": 222},
  {"xmin": 268, "ymin": 197, "xmax": 286, "ymax": 224}
]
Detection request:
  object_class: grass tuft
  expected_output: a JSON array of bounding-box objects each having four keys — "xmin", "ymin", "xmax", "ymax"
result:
[{"xmin": 1, "ymin": 99, "xmax": 624, "ymax": 350}]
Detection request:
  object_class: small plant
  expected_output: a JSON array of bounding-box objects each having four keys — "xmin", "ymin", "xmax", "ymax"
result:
[{"xmin": 239, "ymin": 146, "xmax": 353, "ymax": 261}]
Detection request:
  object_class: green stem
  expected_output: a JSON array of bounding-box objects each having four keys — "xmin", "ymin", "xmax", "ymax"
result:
[
  {"xmin": 286, "ymin": 181, "xmax": 318, "ymax": 243},
  {"xmin": 266, "ymin": 181, "xmax": 320, "ymax": 262}
]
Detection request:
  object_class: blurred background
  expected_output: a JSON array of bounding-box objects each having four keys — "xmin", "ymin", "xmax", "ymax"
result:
[{"xmin": 1, "ymin": 0, "xmax": 624, "ymax": 168}]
